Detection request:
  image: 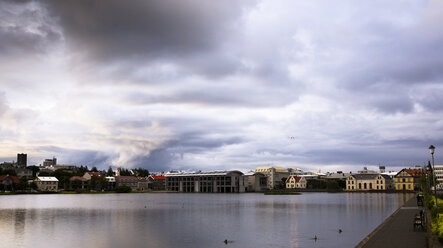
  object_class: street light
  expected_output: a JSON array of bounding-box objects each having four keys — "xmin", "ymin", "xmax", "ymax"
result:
[{"xmin": 430, "ymin": 145, "xmax": 438, "ymax": 211}]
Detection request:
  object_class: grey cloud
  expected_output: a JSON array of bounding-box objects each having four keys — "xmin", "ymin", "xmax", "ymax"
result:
[
  {"xmin": 41, "ymin": 0, "xmax": 255, "ymax": 76},
  {"xmin": 0, "ymin": 1, "xmax": 61, "ymax": 56}
]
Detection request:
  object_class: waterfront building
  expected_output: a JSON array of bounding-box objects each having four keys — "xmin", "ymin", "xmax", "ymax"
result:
[
  {"xmin": 35, "ymin": 176, "xmax": 59, "ymax": 192},
  {"xmin": 69, "ymin": 176, "xmax": 88, "ymax": 190},
  {"xmin": 244, "ymin": 172, "xmax": 268, "ymax": 192},
  {"xmin": 115, "ymin": 176, "xmax": 139, "ymax": 190},
  {"xmin": 254, "ymin": 166, "xmax": 289, "ymax": 189},
  {"xmin": 147, "ymin": 175, "xmax": 166, "ymax": 190},
  {"xmin": 0, "ymin": 175, "xmax": 19, "ymax": 191},
  {"xmin": 394, "ymin": 168, "xmax": 424, "ymax": 191},
  {"xmin": 346, "ymin": 174, "xmax": 391, "ymax": 191},
  {"xmin": 286, "ymin": 176, "xmax": 307, "ymax": 189},
  {"xmin": 105, "ymin": 177, "xmax": 116, "ymax": 190},
  {"xmin": 137, "ymin": 177, "xmax": 150, "ymax": 191},
  {"xmin": 17, "ymin": 153, "xmax": 27, "ymax": 167},
  {"xmin": 165, "ymin": 170, "xmax": 247, "ymax": 193}
]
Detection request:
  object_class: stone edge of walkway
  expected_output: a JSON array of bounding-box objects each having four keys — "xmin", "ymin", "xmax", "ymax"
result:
[{"xmin": 354, "ymin": 196, "xmax": 413, "ymax": 248}]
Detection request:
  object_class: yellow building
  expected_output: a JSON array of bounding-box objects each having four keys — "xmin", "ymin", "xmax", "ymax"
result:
[
  {"xmin": 394, "ymin": 169, "xmax": 424, "ymax": 191},
  {"xmin": 286, "ymin": 176, "xmax": 307, "ymax": 189},
  {"xmin": 35, "ymin": 176, "xmax": 59, "ymax": 192},
  {"xmin": 346, "ymin": 174, "xmax": 391, "ymax": 191},
  {"xmin": 255, "ymin": 166, "xmax": 289, "ymax": 189}
]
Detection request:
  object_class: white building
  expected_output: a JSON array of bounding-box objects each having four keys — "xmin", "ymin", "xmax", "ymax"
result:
[{"xmin": 433, "ymin": 165, "xmax": 443, "ymax": 189}]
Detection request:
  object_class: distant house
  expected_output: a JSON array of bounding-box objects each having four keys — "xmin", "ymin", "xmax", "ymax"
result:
[
  {"xmin": 35, "ymin": 176, "xmax": 59, "ymax": 192},
  {"xmin": 286, "ymin": 176, "xmax": 307, "ymax": 189},
  {"xmin": 69, "ymin": 176, "xmax": 88, "ymax": 190},
  {"xmin": 137, "ymin": 177, "xmax": 150, "ymax": 191},
  {"xmin": 0, "ymin": 175, "xmax": 19, "ymax": 191},
  {"xmin": 115, "ymin": 176, "xmax": 138, "ymax": 190},
  {"xmin": 395, "ymin": 168, "xmax": 424, "ymax": 191},
  {"xmin": 346, "ymin": 174, "xmax": 391, "ymax": 191},
  {"xmin": 148, "ymin": 175, "xmax": 166, "ymax": 190},
  {"xmin": 83, "ymin": 172, "xmax": 103, "ymax": 180}
]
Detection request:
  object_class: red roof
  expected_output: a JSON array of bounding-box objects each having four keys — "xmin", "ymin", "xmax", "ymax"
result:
[
  {"xmin": 0, "ymin": 175, "xmax": 19, "ymax": 184},
  {"xmin": 115, "ymin": 176, "xmax": 137, "ymax": 179},
  {"xmin": 69, "ymin": 176, "xmax": 88, "ymax": 182},
  {"xmin": 151, "ymin": 175, "xmax": 165, "ymax": 180},
  {"xmin": 400, "ymin": 168, "xmax": 425, "ymax": 177},
  {"xmin": 87, "ymin": 172, "xmax": 103, "ymax": 177}
]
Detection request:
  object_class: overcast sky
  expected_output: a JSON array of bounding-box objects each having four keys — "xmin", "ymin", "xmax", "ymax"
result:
[{"xmin": 1, "ymin": 0, "xmax": 443, "ymax": 172}]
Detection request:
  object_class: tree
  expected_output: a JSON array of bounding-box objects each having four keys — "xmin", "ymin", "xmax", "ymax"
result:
[
  {"xmin": 1, "ymin": 169, "xmax": 17, "ymax": 176},
  {"xmin": 91, "ymin": 166, "xmax": 98, "ymax": 172},
  {"xmin": 27, "ymin": 166, "xmax": 40, "ymax": 178},
  {"xmin": 133, "ymin": 168, "xmax": 149, "ymax": 177},
  {"xmin": 115, "ymin": 185, "xmax": 132, "ymax": 193},
  {"xmin": 107, "ymin": 166, "xmax": 114, "ymax": 176},
  {"xmin": 17, "ymin": 177, "xmax": 29, "ymax": 191}
]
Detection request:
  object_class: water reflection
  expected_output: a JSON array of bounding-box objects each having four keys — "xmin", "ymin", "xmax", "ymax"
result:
[{"xmin": 0, "ymin": 192, "xmax": 413, "ymax": 248}]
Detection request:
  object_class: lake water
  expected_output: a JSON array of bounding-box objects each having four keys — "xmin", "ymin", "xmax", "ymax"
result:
[{"xmin": 0, "ymin": 192, "xmax": 413, "ymax": 248}]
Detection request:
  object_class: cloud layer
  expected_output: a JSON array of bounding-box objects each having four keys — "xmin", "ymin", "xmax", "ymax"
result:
[{"xmin": 1, "ymin": 0, "xmax": 443, "ymax": 172}]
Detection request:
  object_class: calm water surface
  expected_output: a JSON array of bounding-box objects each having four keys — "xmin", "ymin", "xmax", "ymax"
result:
[{"xmin": 0, "ymin": 192, "xmax": 413, "ymax": 248}]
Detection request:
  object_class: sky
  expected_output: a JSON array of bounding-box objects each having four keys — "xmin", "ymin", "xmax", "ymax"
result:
[{"xmin": 1, "ymin": 0, "xmax": 443, "ymax": 172}]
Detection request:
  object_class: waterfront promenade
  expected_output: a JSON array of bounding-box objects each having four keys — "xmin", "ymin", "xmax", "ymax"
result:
[{"xmin": 356, "ymin": 196, "xmax": 427, "ymax": 248}]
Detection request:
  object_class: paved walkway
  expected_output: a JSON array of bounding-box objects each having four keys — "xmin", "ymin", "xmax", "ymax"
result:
[{"xmin": 356, "ymin": 196, "xmax": 427, "ymax": 248}]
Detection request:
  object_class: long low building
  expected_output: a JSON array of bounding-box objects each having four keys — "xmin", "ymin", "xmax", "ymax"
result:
[{"xmin": 165, "ymin": 171, "xmax": 247, "ymax": 193}]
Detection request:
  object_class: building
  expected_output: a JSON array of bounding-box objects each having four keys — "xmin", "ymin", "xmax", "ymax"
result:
[
  {"xmin": 35, "ymin": 176, "xmax": 59, "ymax": 192},
  {"xmin": 69, "ymin": 176, "xmax": 88, "ymax": 190},
  {"xmin": 325, "ymin": 171, "xmax": 351, "ymax": 181},
  {"xmin": 105, "ymin": 177, "xmax": 116, "ymax": 191},
  {"xmin": 137, "ymin": 177, "xmax": 150, "ymax": 191},
  {"xmin": 254, "ymin": 166, "xmax": 290, "ymax": 189},
  {"xmin": 286, "ymin": 176, "xmax": 307, "ymax": 189},
  {"xmin": 394, "ymin": 168, "xmax": 424, "ymax": 191},
  {"xmin": 346, "ymin": 174, "xmax": 391, "ymax": 191},
  {"xmin": 14, "ymin": 168, "xmax": 33, "ymax": 179},
  {"xmin": 147, "ymin": 175, "xmax": 166, "ymax": 190},
  {"xmin": 165, "ymin": 171, "xmax": 247, "ymax": 193},
  {"xmin": 0, "ymin": 175, "xmax": 19, "ymax": 191},
  {"xmin": 244, "ymin": 172, "xmax": 268, "ymax": 192},
  {"xmin": 83, "ymin": 172, "xmax": 103, "ymax": 180},
  {"xmin": 433, "ymin": 165, "xmax": 443, "ymax": 189},
  {"xmin": 17, "ymin": 153, "xmax": 27, "ymax": 167},
  {"xmin": 43, "ymin": 157, "xmax": 57, "ymax": 167},
  {"xmin": 115, "ymin": 176, "xmax": 139, "ymax": 190}
]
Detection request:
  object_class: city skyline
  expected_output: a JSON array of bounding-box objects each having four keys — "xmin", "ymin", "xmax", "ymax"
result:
[{"xmin": 1, "ymin": 0, "xmax": 443, "ymax": 172}]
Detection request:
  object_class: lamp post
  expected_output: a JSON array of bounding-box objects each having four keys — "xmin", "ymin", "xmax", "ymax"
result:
[{"xmin": 430, "ymin": 145, "xmax": 438, "ymax": 211}]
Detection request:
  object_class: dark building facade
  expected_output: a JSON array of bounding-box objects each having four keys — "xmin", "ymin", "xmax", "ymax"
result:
[{"xmin": 17, "ymin": 153, "xmax": 27, "ymax": 167}]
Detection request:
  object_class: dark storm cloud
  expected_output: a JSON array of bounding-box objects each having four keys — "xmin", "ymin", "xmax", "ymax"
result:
[
  {"xmin": 36, "ymin": 146, "xmax": 114, "ymax": 167},
  {"xmin": 127, "ymin": 148, "xmax": 174, "ymax": 172},
  {"xmin": 41, "ymin": 0, "xmax": 254, "ymax": 76}
]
